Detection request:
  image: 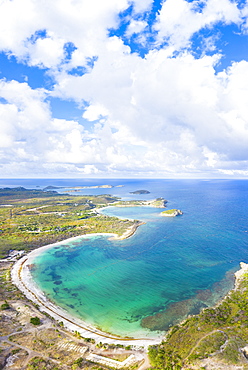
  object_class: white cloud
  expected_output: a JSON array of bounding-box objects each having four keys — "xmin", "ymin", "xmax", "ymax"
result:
[
  {"xmin": 27, "ymin": 32, "xmax": 66, "ymax": 68},
  {"xmin": 0, "ymin": 103, "xmax": 17, "ymax": 148},
  {"xmin": 51, "ymin": 42, "xmax": 248, "ymax": 176},
  {"xmin": 154, "ymin": 0, "xmax": 241, "ymax": 51},
  {"xmin": 132, "ymin": 0, "xmax": 153, "ymax": 14},
  {"xmin": 241, "ymin": 3, "xmax": 248, "ymax": 33},
  {"xmin": 0, "ymin": 80, "xmax": 92, "ymax": 169},
  {"xmin": 0, "ymin": 0, "xmax": 132, "ymax": 72},
  {"xmin": 126, "ymin": 20, "xmax": 148, "ymax": 37},
  {"xmin": 0, "ymin": 0, "xmax": 39, "ymax": 55},
  {"xmin": 83, "ymin": 104, "xmax": 109, "ymax": 121},
  {"xmin": 0, "ymin": 0, "xmax": 248, "ymax": 178}
]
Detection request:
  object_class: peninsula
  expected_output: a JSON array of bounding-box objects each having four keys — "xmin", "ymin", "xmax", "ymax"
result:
[
  {"xmin": 63, "ymin": 185, "xmax": 115, "ymax": 192},
  {"xmin": 1, "ymin": 187, "xmax": 248, "ymax": 369},
  {"xmin": 42, "ymin": 184, "xmax": 124, "ymax": 193},
  {"xmin": 113, "ymin": 197, "xmax": 167, "ymax": 208},
  {"xmin": 0, "ymin": 187, "xmax": 142, "ymax": 259}
]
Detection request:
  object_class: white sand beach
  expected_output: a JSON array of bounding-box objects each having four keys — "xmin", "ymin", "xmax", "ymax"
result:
[
  {"xmin": 10, "ymin": 231, "xmax": 248, "ymax": 350},
  {"xmin": 11, "ymin": 234, "xmax": 163, "ymax": 348}
]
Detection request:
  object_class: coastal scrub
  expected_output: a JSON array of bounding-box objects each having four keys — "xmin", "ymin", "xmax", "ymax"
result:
[
  {"xmin": 0, "ymin": 188, "xmax": 139, "ymax": 258},
  {"xmin": 148, "ymin": 263, "xmax": 248, "ymax": 369}
]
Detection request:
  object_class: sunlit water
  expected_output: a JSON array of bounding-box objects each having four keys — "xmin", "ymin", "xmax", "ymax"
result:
[{"xmin": 4, "ymin": 179, "xmax": 248, "ymax": 338}]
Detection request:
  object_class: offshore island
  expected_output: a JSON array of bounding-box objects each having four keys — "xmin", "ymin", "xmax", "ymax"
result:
[{"xmin": 1, "ymin": 187, "xmax": 248, "ymax": 369}]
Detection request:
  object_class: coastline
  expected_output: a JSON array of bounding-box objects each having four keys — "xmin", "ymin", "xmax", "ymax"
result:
[
  {"xmin": 11, "ymin": 232, "xmax": 163, "ymax": 348},
  {"xmin": 110, "ymin": 221, "xmax": 145, "ymax": 240},
  {"xmin": 95, "ymin": 206, "xmax": 145, "ymax": 240},
  {"xmin": 95, "ymin": 205, "xmax": 146, "ymax": 240},
  {"xmin": 192, "ymin": 262, "xmax": 248, "ymax": 325},
  {"xmin": 3, "ymin": 181, "xmax": 248, "ymax": 368},
  {"xmin": 234, "ymin": 261, "xmax": 248, "ymax": 288},
  {"xmin": 10, "ymin": 235, "xmax": 248, "ymax": 351},
  {"xmin": 9, "ymin": 194, "xmax": 248, "ymax": 352},
  {"xmin": 112, "ymin": 199, "xmax": 167, "ymax": 208}
]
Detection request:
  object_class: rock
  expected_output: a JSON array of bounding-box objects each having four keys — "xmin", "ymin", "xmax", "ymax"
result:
[
  {"xmin": 234, "ymin": 262, "xmax": 248, "ymax": 282},
  {"xmin": 242, "ymin": 346, "xmax": 248, "ymax": 359},
  {"xmin": 160, "ymin": 209, "xmax": 183, "ymax": 217}
]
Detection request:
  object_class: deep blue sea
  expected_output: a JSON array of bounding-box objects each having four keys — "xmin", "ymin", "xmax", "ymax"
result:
[{"xmin": 2, "ymin": 179, "xmax": 248, "ymax": 338}]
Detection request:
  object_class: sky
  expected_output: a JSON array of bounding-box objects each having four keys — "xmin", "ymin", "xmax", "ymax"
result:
[{"xmin": 0, "ymin": 0, "xmax": 248, "ymax": 179}]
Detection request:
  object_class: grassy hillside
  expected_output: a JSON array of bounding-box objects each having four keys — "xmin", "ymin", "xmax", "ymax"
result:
[{"xmin": 148, "ymin": 271, "xmax": 248, "ymax": 369}]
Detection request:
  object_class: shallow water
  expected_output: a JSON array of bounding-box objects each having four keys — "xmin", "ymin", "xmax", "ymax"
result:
[{"xmin": 13, "ymin": 179, "xmax": 248, "ymax": 338}]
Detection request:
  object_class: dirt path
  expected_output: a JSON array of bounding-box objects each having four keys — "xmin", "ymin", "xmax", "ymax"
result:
[
  {"xmin": 185, "ymin": 329, "xmax": 229, "ymax": 360},
  {"xmin": 0, "ymin": 337, "xmax": 60, "ymax": 370},
  {"xmin": 138, "ymin": 352, "xmax": 151, "ymax": 370}
]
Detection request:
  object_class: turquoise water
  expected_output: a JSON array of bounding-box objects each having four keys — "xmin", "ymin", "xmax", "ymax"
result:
[{"xmin": 26, "ymin": 180, "xmax": 248, "ymax": 338}]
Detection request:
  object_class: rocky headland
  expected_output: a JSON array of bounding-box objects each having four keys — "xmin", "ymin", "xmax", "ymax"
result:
[{"xmin": 160, "ymin": 209, "xmax": 183, "ymax": 217}]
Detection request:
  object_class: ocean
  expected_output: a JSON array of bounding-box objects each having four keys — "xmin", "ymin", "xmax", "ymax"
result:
[{"xmin": 2, "ymin": 179, "xmax": 248, "ymax": 338}]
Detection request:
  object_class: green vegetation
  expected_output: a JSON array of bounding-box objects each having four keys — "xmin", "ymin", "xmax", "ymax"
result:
[
  {"xmin": 187, "ymin": 331, "xmax": 226, "ymax": 361},
  {"xmin": 74, "ymin": 330, "xmax": 82, "ymax": 339},
  {"xmin": 148, "ymin": 346, "xmax": 182, "ymax": 369},
  {"xmin": 11, "ymin": 348, "xmax": 21, "ymax": 354},
  {"xmin": 83, "ymin": 337, "xmax": 95, "ymax": 344},
  {"xmin": 113, "ymin": 198, "xmax": 167, "ymax": 208},
  {"xmin": 1, "ymin": 300, "xmax": 10, "ymax": 310},
  {"xmin": 161, "ymin": 209, "xmax": 178, "ymax": 215},
  {"xmin": 2, "ymin": 187, "xmax": 248, "ymax": 369},
  {"xmin": 27, "ymin": 356, "xmax": 59, "ymax": 370},
  {"xmin": 30, "ymin": 316, "xmax": 41, "ymax": 325},
  {"xmin": 73, "ymin": 357, "xmax": 84, "ymax": 367},
  {"xmin": 0, "ymin": 266, "xmax": 22, "ymax": 307},
  {"xmin": 218, "ymin": 338, "xmax": 245, "ymax": 364},
  {"xmin": 160, "ymin": 209, "xmax": 183, "ymax": 216},
  {"xmin": 148, "ymin": 273, "xmax": 248, "ymax": 369},
  {"xmin": 150, "ymin": 198, "xmax": 168, "ymax": 207},
  {"xmin": 0, "ymin": 187, "xmax": 137, "ymax": 258}
]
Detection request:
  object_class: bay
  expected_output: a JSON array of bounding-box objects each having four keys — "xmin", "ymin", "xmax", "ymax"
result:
[{"xmin": 4, "ymin": 179, "xmax": 248, "ymax": 337}]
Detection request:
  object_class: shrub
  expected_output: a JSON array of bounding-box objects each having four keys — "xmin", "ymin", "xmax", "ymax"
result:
[
  {"xmin": 1, "ymin": 301, "xmax": 10, "ymax": 310},
  {"xmin": 30, "ymin": 316, "xmax": 41, "ymax": 325}
]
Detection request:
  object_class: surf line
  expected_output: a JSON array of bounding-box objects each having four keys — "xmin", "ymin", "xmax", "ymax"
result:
[{"xmin": 15, "ymin": 257, "xmax": 160, "ymax": 343}]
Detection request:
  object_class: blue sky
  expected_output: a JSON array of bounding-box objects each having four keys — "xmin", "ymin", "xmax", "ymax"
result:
[{"xmin": 0, "ymin": 0, "xmax": 248, "ymax": 178}]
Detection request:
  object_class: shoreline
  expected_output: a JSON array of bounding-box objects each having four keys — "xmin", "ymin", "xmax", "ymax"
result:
[
  {"xmin": 234, "ymin": 261, "xmax": 248, "ymax": 288},
  {"xmin": 110, "ymin": 221, "xmax": 145, "ymax": 240},
  {"xmin": 95, "ymin": 206, "xmax": 146, "ymax": 240},
  {"xmin": 10, "ymin": 237, "xmax": 248, "ymax": 349},
  {"xmin": 10, "ymin": 195, "xmax": 248, "ymax": 351},
  {"xmin": 11, "ymin": 232, "xmax": 163, "ymax": 348}
]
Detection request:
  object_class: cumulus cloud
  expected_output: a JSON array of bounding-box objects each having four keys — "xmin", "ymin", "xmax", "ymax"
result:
[
  {"xmin": 82, "ymin": 104, "xmax": 110, "ymax": 121},
  {"xmin": 0, "ymin": 0, "xmax": 248, "ymax": 178},
  {"xmin": 132, "ymin": 0, "xmax": 153, "ymax": 14},
  {"xmin": 125, "ymin": 20, "xmax": 148, "ymax": 37},
  {"xmin": 0, "ymin": 80, "xmax": 105, "ymax": 175},
  {"xmin": 26, "ymin": 32, "xmax": 66, "ymax": 68},
  {"xmin": 154, "ymin": 0, "xmax": 241, "ymax": 51}
]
